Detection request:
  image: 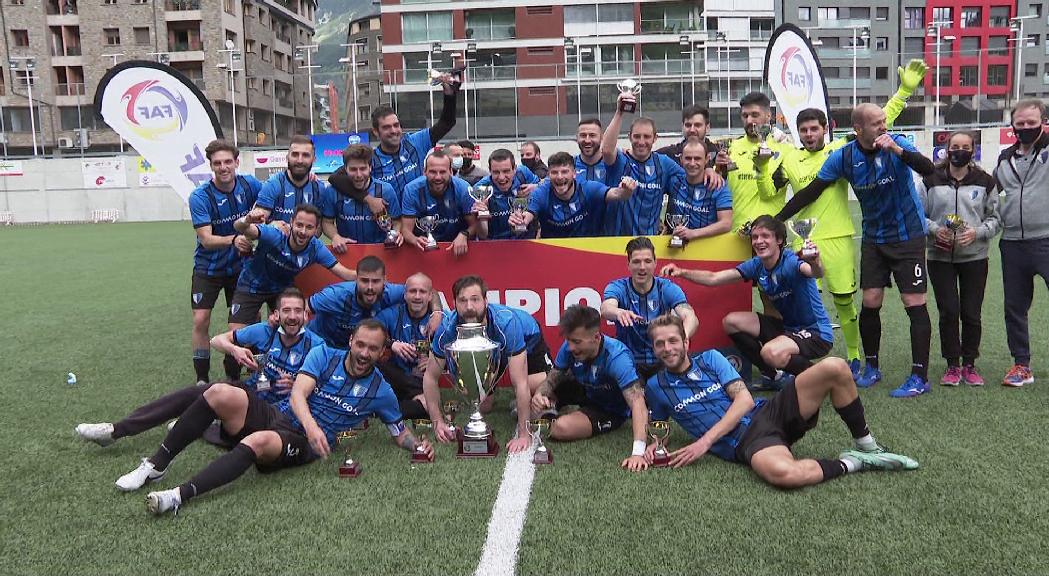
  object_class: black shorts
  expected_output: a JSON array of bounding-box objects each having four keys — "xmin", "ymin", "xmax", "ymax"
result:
[
  {"xmin": 527, "ymin": 336, "xmax": 553, "ymax": 376},
  {"xmin": 232, "ymin": 392, "xmax": 318, "ymax": 472},
  {"xmin": 860, "ymin": 237, "xmax": 928, "ymax": 294},
  {"xmin": 190, "ymin": 273, "xmax": 237, "ymax": 311},
  {"xmin": 229, "ymin": 290, "xmax": 279, "ymax": 325},
  {"xmin": 636, "ymin": 362, "xmax": 663, "ymax": 381},
  {"xmin": 756, "ymin": 314, "xmax": 833, "ymax": 360},
  {"xmin": 553, "ymin": 378, "xmax": 627, "ymax": 435},
  {"xmin": 377, "ymin": 360, "xmax": 422, "ymax": 401},
  {"xmin": 735, "ymin": 380, "xmax": 820, "ymax": 464}
]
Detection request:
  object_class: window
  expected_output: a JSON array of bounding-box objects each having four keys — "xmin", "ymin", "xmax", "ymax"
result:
[
  {"xmin": 936, "ymin": 66, "xmax": 951, "ymax": 86},
  {"xmin": 856, "ymin": 67, "xmax": 870, "ymax": 79},
  {"xmin": 245, "ymin": 39, "xmax": 255, "ymax": 54},
  {"xmin": 960, "ymin": 7, "xmax": 981, "ymax": 28},
  {"xmin": 640, "ymin": 2, "xmax": 701, "ymax": 34},
  {"xmin": 823, "ymin": 67, "xmax": 839, "ymax": 78},
  {"xmin": 932, "ymin": 7, "xmax": 952, "ymax": 25},
  {"xmin": 403, "ymin": 51, "xmax": 451, "ymax": 83},
  {"xmin": 798, "ymin": 7, "xmax": 811, "ymax": 21},
  {"xmin": 817, "ymin": 8, "xmax": 838, "ymax": 23},
  {"xmin": 875, "ymin": 37, "xmax": 888, "ymax": 51},
  {"xmin": 990, "ymin": 6, "xmax": 1011, "ymax": 27},
  {"xmin": 876, "ymin": 66, "xmax": 888, "ymax": 80},
  {"xmin": 987, "ymin": 64, "xmax": 1008, "ymax": 85},
  {"xmin": 104, "ymin": 28, "xmax": 120, "ymax": 46},
  {"xmin": 876, "ymin": 7, "xmax": 888, "ymax": 21},
  {"xmin": 989, "ymin": 36, "xmax": 1009, "ymax": 56},
  {"xmin": 1027, "ymin": 63, "xmax": 1038, "ymax": 77},
  {"xmin": 401, "ymin": 12, "xmax": 452, "ymax": 43},
  {"xmin": 247, "ymin": 77, "xmax": 258, "ymax": 90},
  {"xmin": 904, "ymin": 8, "xmax": 925, "ymax": 30},
  {"xmin": 134, "ymin": 27, "xmax": 149, "ymax": 45},
  {"xmin": 941, "ymin": 37, "xmax": 955, "ymax": 54},
  {"xmin": 565, "ymin": 4, "xmax": 634, "ymax": 37},
  {"xmin": 598, "ymin": 44, "xmax": 634, "ymax": 75},
  {"xmin": 1028, "ymin": 34, "xmax": 1039, "ymax": 47},
  {"xmin": 465, "ymin": 9, "xmax": 515, "ymax": 41},
  {"xmin": 750, "ymin": 18, "xmax": 774, "ymax": 41},
  {"xmin": 1033, "ymin": 4, "xmax": 1043, "ymax": 18},
  {"xmin": 819, "ymin": 36, "xmax": 840, "ymax": 49},
  {"xmin": 261, "ymin": 44, "xmax": 270, "ymax": 62},
  {"xmin": 904, "ymin": 37, "xmax": 924, "ymax": 58},
  {"xmin": 224, "ymin": 0, "xmax": 235, "ymax": 15},
  {"xmin": 60, "ymin": 106, "xmax": 99, "ymax": 130},
  {"xmin": 961, "ymin": 36, "xmax": 980, "ymax": 55},
  {"xmin": 850, "ymin": 8, "xmax": 869, "ymax": 19},
  {"xmin": 262, "ymin": 78, "xmax": 270, "ymax": 94},
  {"xmin": 103, "ymin": 0, "xmax": 116, "ymax": 4},
  {"xmin": 960, "ymin": 65, "xmax": 979, "ymax": 86},
  {"xmin": 471, "ymin": 50, "xmax": 516, "ymax": 80},
  {"xmin": 12, "ymin": 29, "xmax": 29, "ymax": 47}
]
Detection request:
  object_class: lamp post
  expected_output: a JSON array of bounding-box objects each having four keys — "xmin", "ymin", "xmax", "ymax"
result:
[
  {"xmin": 9, "ymin": 57, "xmax": 39, "ymax": 157},
  {"xmin": 680, "ymin": 34, "xmax": 698, "ymax": 106},
  {"xmin": 851, "ymin": 26, "xmax": 870, "ymax": 108},
  {"xmin": 464, "ymin": 41, "xmax": 477, "ymax": 141},
  {"xmin": 1010, "ymin": 15, "xmax": 1038, "ymax": 101},
  {"xmin": 218, "ymin": 40, "xmax": 242, "ymax": 146},
  {"xmin": 339, "ymin": 42, "xmax": 367, "ymax": 134},
  {"xmin": 927, "ymin": 20, "xmax": 952, "ymax": 126},
  {"xmin": 295, "ymin": 43, "xmax": 319, "ymax": 134},
  {"xmin": 564, "ymin": 37, "xmax": 581, "ymax": 124},
  {"xmin": 428, "ymin": 41, "xmax": 441, "ymax": 126},
  {"xmin": 101, "ymin": 53, "xmax": 125, "ymax": 152}
]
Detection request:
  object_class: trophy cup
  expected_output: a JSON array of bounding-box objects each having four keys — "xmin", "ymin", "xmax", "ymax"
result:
[
  {"xmin": 756, "ymin": 124, "xmax": 774, "ymax": 161},
  {"xmin": 416, "ymin": 216, "xmax": 439, "ymax": 251},
  {"xmin": 443, "ymin": 400, "xmax": 460, "ymax": 438},
  {"xmin": 415, "ymin": 339, "xmax": 431, "ymax": 359},
  {"xmin": 429, "ymin": 65, "xmax": 466, "ymax": 86},
  {"xmin": 252, "ymin": 353, "xmax": 271, "ymax": 392},
  {"xmin": 446, "ymin": 323, "xmax": 501, "ymax": 458},
  {"xmin": 787, "ymin": 218, "xmax": 819, "ymax": 258},
  {"xmin": 512, "ymin": 197, "xmax": 529, "ymax": 234},
  {"xmin": 376, "ymin": 212, "xmax": 399, "ymax": 249},
  {"xmin": 665, "ymin": 213, "xmax": 689, "ymax": 249},
  {"xmin": 716, "ymin": 139, "xmax": 738, "ymax": 172},
  {"xmin": 409, "ymin": 419, "xmax": 435, "ymax": 464},
  {"xmin": 337, "ymin": 429, "xmax": 361, "ymax": 478},
  {"xmin": 616, "ymin": 78, "xmax": 642, "ymax": 113},
  {"xmin": 648, "ymin": 420, "xmax": 671, "ymax": 468},
  {"xmin": 934, "ymin": 214, "xmax": 965, "ymax": 252},
  {"xmin": 469, "ymin": 185, "xmax": 493, "ymax": 221},
  {"xmin": 736, "ymin": 220, "xmax": 754, "ymax": 239},
  {"xmin": 528, "ymin": 418, "xmax": 553, "ymax": 465}
]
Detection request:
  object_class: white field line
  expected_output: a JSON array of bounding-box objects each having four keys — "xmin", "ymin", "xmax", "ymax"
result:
[{"xmin": 473, "ymin": 449, "xmax": 537, "ymax": 576}]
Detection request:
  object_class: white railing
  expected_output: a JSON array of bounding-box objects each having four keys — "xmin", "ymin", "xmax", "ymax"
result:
[{"xmin": 91, "ymin": 209, "xmax": 120, "ymax": 223}]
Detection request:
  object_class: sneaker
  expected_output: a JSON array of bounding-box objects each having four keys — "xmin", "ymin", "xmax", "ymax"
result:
[
  {"xmin": 940, "ymin": 366, "xmax": 962, "ymax": 387},
  {"xmin": 856, "ymin": 365, "xmax": 882, "ymax": 388},
  {"xmin": 1002, "ymin": 364, "xmax": 1034, "ymax": 387},
  {"xmin": 115, "ymin": 458, "xmax": 166, "ymax": 492},
  {"xmin": 195, "ymin": 379, "xmax": 208, "ymax": 387},
  {"xmin": 889, "ymin": 375, "xmax": 931, "ymax": 398},
  {"xmin": 839, "ymin": 448, "xmax": 919, "ymax": 471},
  {"xmin": 752, "ymin": 371, "xmax": 793, "ymax": 392},
  {"xmin": 849, "ymin": 359, "xmax": 862, "ymax": 381},
  {"xmin": 75, "ymin": 422, "xmax": 115, "ymax": 447},
  {"xmin": 962, "ymin": 365, "xmax": 985, "ymax": 386},
  {"xmin": 146, "ymin": 488, "xmax": 181, "ymax": 516}
]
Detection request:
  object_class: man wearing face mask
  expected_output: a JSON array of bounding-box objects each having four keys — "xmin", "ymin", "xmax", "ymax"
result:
[
  {"xmin": 992, "ymin": 99, "xmax": 1049, "ymax": 387},
  {"xmin": 520, "ymin": 141, "xmax": 549, "ymax": 179},
  {"xmin": 456, "ymin": 140, "xmax": 489, "ymax": 185}
]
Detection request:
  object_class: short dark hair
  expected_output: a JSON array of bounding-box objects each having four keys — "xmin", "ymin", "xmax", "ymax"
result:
[
  {"xmin": 353, "ymin": 318, "xmax": 388, "ymax": 342},
  {"xmin": 648, "ymin": 313, "xmax": 686, "ymax": 340},
  {"xmin": 457, "ymin": 139, "xmax": 476, "ymax": 150},
  {"xmin": 682, "ymin": 105, "xmax": 709, "ymax": 123},
  {"xmin": 796, "ymin": 108, "xmax": 828, "ymax": 128},
  {"xmin": 371, "ymin": 105, "xmax": 397, "ymax": 130},
  {"xmin": 629, "ymin": 117, "xmax": 657, "ymax": 135},
  {"xmin": 625, "ymin": 236, "xmax": 656, "ymax": 259},
  {"xmin": 547, "ymin": 151, "xmax": 574, "ymax": 169},
  {"xmin": 559, "ymin": 304, "xmax": 601, "ymax": 335},
  {"xmin": 289, "ymin": 134, "xmax": 314, "ymax": 150},
  {"xmin": 578, "ymin": 117, "xmax": 603, "ymax": 129},
  {"xmin": 426, "ymin": 149, "xmax": 452, "ymax": 169},
  {"xmin": 488, "ymin": 148, "xmax": 516, "ymax": 168},
  {"xmin": 522, "ymin": 141, "xmax": 541, "ymax": 154},
  {"xmin": 739, "ymin": 92, "xmax": 771, "ymax": 111},
  {"xmin": 205, "ymin": 139, "xmax": 239, "ymax": 161},
  {"xmin": 293, "ymin": 203, "xmax": 322, "ymax": 224},
  {"xmin": 342, "ymin": 143, "xmax": 372, "ymax": 164},
  {"xmin": 452, "ymin": 275, "xmax": 488, "ymax": 299},
  {"xmin": 750, "ymin": 214, "xmax": 786, "ymax": 247},
  {"xmin": 356, "ymin": 255, "xmax": 386, "ymax": 275},
  {"xmin": 277, "ymin": 287, "xmax": 306, "ymax": 307}
]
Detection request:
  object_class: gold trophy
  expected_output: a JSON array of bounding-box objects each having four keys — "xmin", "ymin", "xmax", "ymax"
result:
[
  {"xmin": 337, "ymin": 429, "xmax": 361, "ymax": 478},
  {"xmin": 787, "ymin": 218, "xmax": 819, "ymax": 258},
  {"xmin": 528, "ymin": 418, "xmax": 553, "ymax": 465},
  {"xmin": 616, "ymin": 78, "xmax": 642, "ymax": 113},
  {"xmin": 252, "ymin": 353, "xmax": 271, "ymax": 392},
  {"xmin": 376, "ymin": 212, "xmax": 399, "ymax": 249},
  {"xmin": 409, "ymin": 419, "xmax": 434, "ymax": 463},
  {"xmin": 665, "ymin": 213, "xmax": 689, "ymax": 249},
  {"xmin": 736, "ymin": 220, "xmax": 754, "ymax": 239},
  {"xmin": 648, "ymin": 420, "xmax": 671, "ymax": 468},
  {"xmin": 934, "ymin": 214, "xmax": 965, "ymax": 252},
  {"xmin": 416, "ymin": 215, "xmax": 439, "ymax": 251},
  {"xmin": 469, "ymin": 185, "xmax": 494, "ymax": 221}
]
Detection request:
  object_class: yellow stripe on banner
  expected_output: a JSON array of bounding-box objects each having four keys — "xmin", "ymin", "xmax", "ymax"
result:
[{"xmin": 531, "ymin": 234, "xmax": 751, "ymax": 262}]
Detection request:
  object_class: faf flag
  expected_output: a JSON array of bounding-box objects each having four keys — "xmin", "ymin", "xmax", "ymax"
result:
[{"xmin": 763, "ymin": 24, "xmax": 832, "ymax": 147}]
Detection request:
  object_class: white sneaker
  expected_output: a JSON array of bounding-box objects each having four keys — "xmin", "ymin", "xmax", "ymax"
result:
[
  {"xmin": 146, "ymin": 488, "xmax": 181, "ymax": 516},
  {"xmin": 115, "ymin": 458, "xmax": 166, "ymax": 492},
  {"xmin": 75, "ymin": 423, "xmax": 115, "ymax": 447}
]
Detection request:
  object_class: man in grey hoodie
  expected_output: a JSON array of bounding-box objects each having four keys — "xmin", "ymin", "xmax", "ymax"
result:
[{"xmin": 993, "ymin": 99, "xmax": 1049, "ymax": 387}]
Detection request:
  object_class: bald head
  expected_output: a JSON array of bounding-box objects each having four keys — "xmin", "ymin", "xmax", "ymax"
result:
[
  {"xmin": 404, "ymin": 272, "xmax": 435, "ymax": 317},
  {"xmin": 851, "ymin": 103, "xmax": 882, "ymax": 128},
  {"xmin": 851, "ymin": 103, "xmax": 887, "ymax": 149},
  {"xmin": 405, "ymin": 272, "xmax": 432, "ymax": 290}
]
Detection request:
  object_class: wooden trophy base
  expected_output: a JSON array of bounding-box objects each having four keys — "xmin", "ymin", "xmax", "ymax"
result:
[
  {"xmin": 339, "ymin": 461, "xmax": 362, "ymax": 478},
  {"xmin": 457, "ymin": 433, "xmax": 501, "ymax": 459},
  {"xmin": 651, "ymin": 452, "xmax": 671, "ymax": 468},
  {"xmin": 533, "ymin": 448, "xmax": 553, "ymax": 465},
  {"xmin": 410, "ymin": 450, "xmax": 435, "ymax": 464}
]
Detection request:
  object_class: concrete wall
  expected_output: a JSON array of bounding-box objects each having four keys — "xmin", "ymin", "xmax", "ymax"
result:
[{"xmin": 0, "ymin": 127, "xmax": 1007, "ymax": 223}]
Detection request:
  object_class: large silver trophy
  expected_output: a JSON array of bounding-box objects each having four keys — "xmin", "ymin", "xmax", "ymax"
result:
[
  {"xmin": 665, "ymin": 213, "xmax": 689, "ymax": 248},
  {"xmin": 469, "ymin": 185, "xmax": 494, "ymax": 221},
  {"xmin": 445, "ymin": 323, "xmax": 501, "ymax": 458},
  {"xmin": 617, "ymin": 78, "xmax": 641, "ymax": 113}
]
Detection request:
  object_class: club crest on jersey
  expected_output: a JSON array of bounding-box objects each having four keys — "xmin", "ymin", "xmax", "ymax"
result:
[
  {"xmin": 192, "ymin": 292, "xmax": 203, "ymax": 304},
  {"xmin": 645, "ymin": 165, "xmax": 654, "ymax": 176},
  {"xmin": 288, "ymin": 352, "xmax": 300, "ymax": 365},
  {"xmin": 971, "ymin": 189, "xmax": 979, "ymax": 200},
  {"xmin": 235, "ymin": 193, "xmax": 243, "ymax": 204},
  {"xmin": 231, "ymin": 304, "xmax": 241, "ymax": 316},
  {"xmin": 875, "ymin": 157, "xmax": 883, "ymax": 169},
  {"xmin": 687, "ymin": 370, "xmax": 701, "ymax": 381},
  {"xmin": 352, "ymin": 384, "xmax": 365, "ymax": 397},
  {"xmin": 591, "ymin": 365, "xmax": 599, "ymax": 379},
  {"xmin": 649, "ymin": 300, "xmax": 658, "ymax": 311},
  {"xmin": 569, "ymin": 202, "xmax": 578, "ymax": 211}
]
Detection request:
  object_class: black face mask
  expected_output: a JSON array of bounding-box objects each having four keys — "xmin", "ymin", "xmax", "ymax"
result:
[
  {"xmin": 522, "ymin": 158, "xmax": 538, "ymax": 169},
  {"xmin": 1014, "ymin": 126, "xmax": 1042, "ymax": 145},
  {"xmin": 948, "ymin": 149, "xmax": 973, "ymax": 167},
  {"xmin": 461, "ymin": 158, "xmax": 473, "ymax": 171}
]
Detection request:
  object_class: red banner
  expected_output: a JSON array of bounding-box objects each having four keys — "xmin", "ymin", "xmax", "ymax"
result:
[{"xmin": 297, "ymin": 234, "xmax": 752, "ymax": 353}]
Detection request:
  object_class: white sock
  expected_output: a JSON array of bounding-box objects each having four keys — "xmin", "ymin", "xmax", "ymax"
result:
[
  {"xmin": 841, "ymin": 456, "xmax": 860, "ymax": 473},
  {"xmin": 854, "ymin": 434, "xmax": 878, "ymax": 451}
]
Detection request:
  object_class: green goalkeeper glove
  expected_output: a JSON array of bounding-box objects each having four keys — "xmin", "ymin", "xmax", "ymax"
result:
[{"xmin": 896, "ymin": 59, "xmax": 928, "ymax": 98}]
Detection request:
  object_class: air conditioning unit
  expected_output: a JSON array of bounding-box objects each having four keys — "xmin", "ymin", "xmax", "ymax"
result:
[{"xmin": 58, "ymin": 136, "xmax": 75, "ymax": 148}]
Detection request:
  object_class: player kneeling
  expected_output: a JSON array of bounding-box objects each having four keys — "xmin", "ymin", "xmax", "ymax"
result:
[{"xmin": 644, "ymin": 314, "xmax": 917, "ymax": 488}]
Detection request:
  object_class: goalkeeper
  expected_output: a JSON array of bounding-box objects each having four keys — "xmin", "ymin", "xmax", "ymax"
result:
[{"xmin": 757, "ymin": 60, "xmax": 928, "ymax": 380}]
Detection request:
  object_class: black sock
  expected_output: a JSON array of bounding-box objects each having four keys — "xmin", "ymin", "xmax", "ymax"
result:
[
  {"xmin": 729, "ymin": 332, "xmax": 774, "ymax": 378},
  {"xmin": 192, "ymin": 350, "xmax": 210, "ymax": 382},
  {"xmin": 906, "ymin": 304, "xmax": 932, "ymax": 380},
  {"xmin": 178, "ymin": 443, "xmax": 257, "ymax": 503},
  {"xmin": 859, "ymin": 306, "xmax": 882, "ymax": 368},
  {"xmin": 834, "ymin": 397, "xmax": 870, "ymax": 439},
  {"xmin": 149, "ymin": 396, "xmax": 217, "ymax": 471},
  {"xmin": 817, "ymin": 458, "xmax": 847, "ymax": 481},
  {"xmin": 783, "ymin": 355, "xmax": 811, "ymax": 376},
  {"xmin": 223, "ymin": 354, "xmax": 242, "ymax": 382}
]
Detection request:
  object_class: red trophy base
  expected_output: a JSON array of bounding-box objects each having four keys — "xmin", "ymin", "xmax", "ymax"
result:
[
  {"xmin": 410, "ymin": 450, "xmax": 435, "ymax": 464},
  {"xmin": 457, "ymin": 433, "xmax": 501, "ymax": 459},
  {"xmin": 933, "ymin": 237, "xmax": 955, "ymax": 252},
  {"xmin": 533, "ymin": 448, "xmax": 553, "ymax": 465},
  {"xmin": 651, "ymin": 451, "xmax": 670, "ymax": 468},
  {"xmin": 339, "ymin": 461, "xmax": 362, "ymax": 478}
]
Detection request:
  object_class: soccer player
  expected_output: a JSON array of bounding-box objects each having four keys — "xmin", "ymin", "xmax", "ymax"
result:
[
  {"xmin": 370, "ymin": 74, "xmax": 459, "ymax": 192},
  {"xmin": 423, "ymin": 275, "xmax": 533, "ymax": 454},
  {"xmin": 376, "ymin": 273, "xmax": 440, "ymax": 420},
  {"xmin": 254, "ymin": 135, "xmax": 326, "ymax": 223},
  {"xmin": 456, "ymin": 139, "xmax": 489, "ymax": 185},
  {"xmin": 134, "ymin": 320, "xmax": 431, "ymax": 515},
  {"xmin": 75, "ymin": 288, "xmax": 318, "ymax": 454},
  {"xmin": 509, "ymin": 152, "xmax": 637, "ymax": 238},
  {"xmin": 665, "ymin": 139, "xmax": 733, "ymax": 243},
  {"xmin": 188, "ymin": 139, "xmax": 264, "ymax": 385},
  {"xmin": 601, "ymin": 237, "xmax": 698, "ymax": 379},
  {"xmin": 993, "ymin": 99, "xmax": 1049, "ymax": 387},
  {"xmin": 473, "ymin": 148, "xmax": 540, "ymax": 239},
  {"xmin": 400, "ymin": 151, "xmax": 480, "ymax": 256},
  {"xmin": 575, "ymin": 118, "xmax": 608, "ymax": 182},
  {"xmin": 520, "ymin": 141, "xmax": 548, "ymax": 179},
  {"xmin": 507, "ymin": 305, "xmax": 554, "ymax": 396},
  {"xmin": 645, "ymin": 314, "xmax": 918, "ymax": 488},
  {"xmin": 717, "ymin": 92, "xmax": 787, "ymax": 235},
  {"xmin": 757, "ymin": 60, "xmax": 927, "ymax": 376},
  {"xmin": 600, "ymin": 94, "xmax": 686, "ymax": 236},
  {"xmin": 778, "ymin": 103, "xmax": 936, "ymax": 398},
  {"xmin": 530, "ymin": 305, "xmax": 649, "ymax": 472},
  {"xmin": 322, "ymin": 144, "xmax": 401, "ymax": 251},
  {"xmin": 662, "ymin": 216, "xmax": 833, "ymax": 390},
  {"xmin": 655, "ymin": 104, "xmax": 724, "ymax": 189},
  {"xmin": 229, "ymin": 204, "xmax": 356, "ymax": 333}
]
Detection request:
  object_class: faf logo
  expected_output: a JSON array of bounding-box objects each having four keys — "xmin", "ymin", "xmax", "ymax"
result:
[
  {"xmin": 121, "ymin": 79, "xmax": 189, "ymax": 141},
  {"xmin": 778, "ymin": 46, "xmax": 815, "ymax": 108}
]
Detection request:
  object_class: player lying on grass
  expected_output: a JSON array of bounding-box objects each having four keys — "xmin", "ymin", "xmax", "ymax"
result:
[{"xmin": 644, "ymin": 314, "xmax": 918, "ymax": 488}]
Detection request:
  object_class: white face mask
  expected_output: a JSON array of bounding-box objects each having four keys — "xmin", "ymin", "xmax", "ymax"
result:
[{"xmin": 451, "ymin": 157, "xmax": 464, "ymax": 170}]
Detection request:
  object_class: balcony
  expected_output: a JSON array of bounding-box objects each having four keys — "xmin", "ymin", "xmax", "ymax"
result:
[
  {"xmin": 50, "ymin": 44, "xmax": 82, "ymax": 57},
  {"xmin": 55, "ymin": 82, "xmax": 86, "ymax": 96},
  {"xmin": 166, "ymin": 0, "xmax": 200, "ymax": 10},
  {"xmin": 640, "ymin": 19, "xmax": 701, "ymax": 34},
  {"xmin": 46, "ymin": 0, "xmax": 77, "ymax": 15},
  {"xmin": 818, "ymin": 48, "xmax": 872, "ymax": 59},
  {"xmin": 469, "ymin": 66, "xmax": 517, "ymax": 81},
  {"xmin": 641, "ymin": 58, "xmax": 697, "ymax": 76},
  {"xmin": 172, "ymin": 39, "xmax": 203, "ymax": 52}
]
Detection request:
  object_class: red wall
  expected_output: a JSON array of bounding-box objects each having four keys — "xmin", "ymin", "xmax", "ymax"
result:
[{"xmin": 923, "ymin": 0, "xmax": 1015, "ymax": 97}]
